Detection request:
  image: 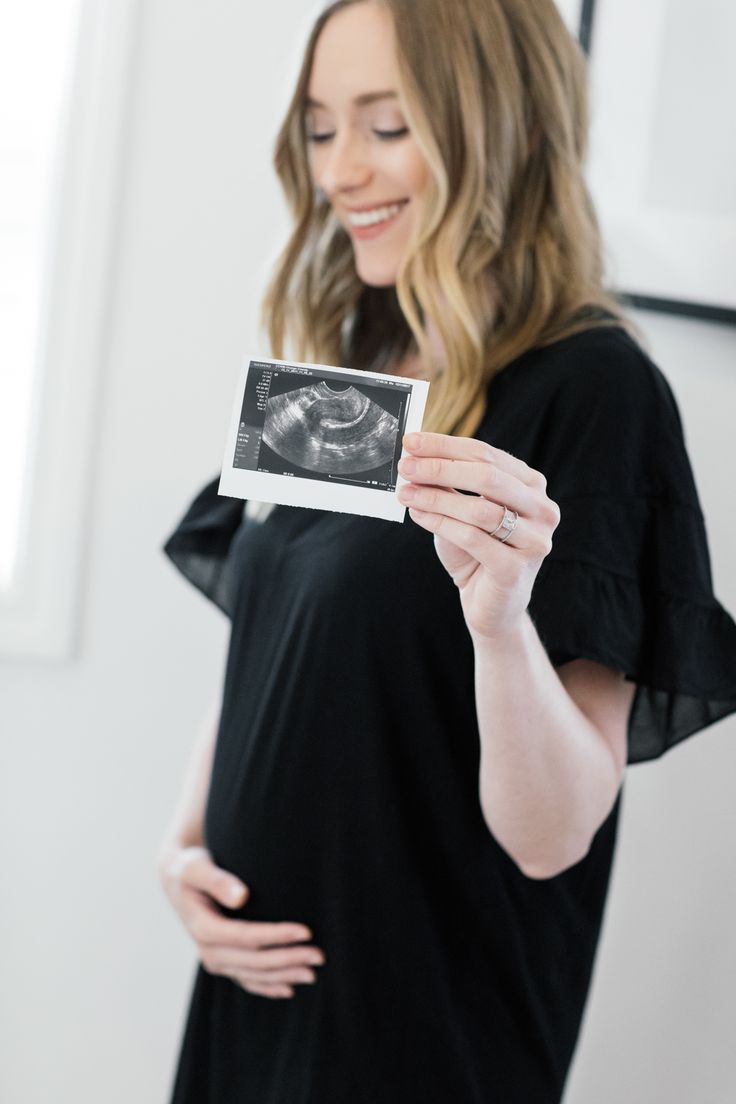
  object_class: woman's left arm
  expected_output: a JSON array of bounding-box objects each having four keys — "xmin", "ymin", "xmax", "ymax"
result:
[
  {"xmin": 397, "ymin": 431, "xmax": 634, "ymax": 880},
  {"xmin": 472, "ymin": 625, "xmax": 633, "ymax": 879}
]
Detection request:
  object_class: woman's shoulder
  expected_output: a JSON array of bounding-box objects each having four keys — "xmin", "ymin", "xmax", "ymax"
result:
[
  {"xmin": 496, "ymin": 320, "xmax": 681, "ymax": 433},
  {"xmin": 480, "ymin": 318, "xmax": 692, "ymax": 502},
  {"xmin": 513, "ymin": 321, "xmax": 662, "ymax": 393}
]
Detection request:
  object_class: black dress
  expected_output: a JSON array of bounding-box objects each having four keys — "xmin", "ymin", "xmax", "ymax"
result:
[{"xmin": 161, "ymin": 323, "xmax": 736, "ymax": 1103}]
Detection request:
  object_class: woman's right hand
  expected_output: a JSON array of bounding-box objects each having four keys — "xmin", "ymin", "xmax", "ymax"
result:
[{"xmin": 157, "ymin": 843, "xmax": 326, "ymax": 999}]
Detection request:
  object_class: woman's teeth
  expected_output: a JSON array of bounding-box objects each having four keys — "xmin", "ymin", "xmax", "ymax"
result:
[{"xmin": 347, "ymin": 201, "xmax": 407, "ymax": 227}]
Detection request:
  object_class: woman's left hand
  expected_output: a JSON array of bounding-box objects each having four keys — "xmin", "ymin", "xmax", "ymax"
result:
[{"xmin": 397, "ymin": 432, "xmax": 561, "ymax": 643}]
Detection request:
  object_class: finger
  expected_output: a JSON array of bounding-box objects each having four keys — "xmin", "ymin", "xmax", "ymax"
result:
[
  {"xmin": 179, "ymin": 849, "xmax": 247, "ymax": 902},
  {"xmin": 397, "ymin": 484, "xmax": 522, "ymax": 542},
  {"xmin": 202, "ymin": 946, "xmax": 319, "ymax": 983},
  {"xmin": 399, "ymin": 485, "xmax": 547, "ymax": 550},
  {"xmin": 402, "ymin": 432, "xmax": 540, "ymax": 487},
  {"xmin": 198, "ymin": 936, "xmax": 328, "ymax": 971},
  {"xmin": 397, "ymin": 454, "xmax": 539, "ymax": 516},
  {"xmin": 236, "ymin": 978, "xmax": 295, "ymax": 999},
  {"xmin": 407, "ymin": 507, "xmax": 552, "ymax": 568},
  {"xmin": 232, "ymin": 965, "xmax": 317, "ymax": 986},
  {"xmin": 201, "ymin": 943, "xmax": 325, "ymax": 973},
  {"xmin": 228, "ymin": 944, "xmax": 326, "ymax": 971},
  {"xmin": 191, "ymin": 905, "xmax": 315, "ymax": 951}
]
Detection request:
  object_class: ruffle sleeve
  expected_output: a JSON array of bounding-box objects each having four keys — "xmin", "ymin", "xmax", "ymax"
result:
[
  {"xmin": 161, "ymin": 474, "xmax": 245, "ymax": 618},
  {"xmin": 524, "ymin": 332, "xmax": 736, "ymax": 764}
]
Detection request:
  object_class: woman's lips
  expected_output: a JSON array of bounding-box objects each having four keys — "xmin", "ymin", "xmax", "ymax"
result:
[{"xmin": 346, "ymin": 200, "xmax": 409, "ymax": 240}]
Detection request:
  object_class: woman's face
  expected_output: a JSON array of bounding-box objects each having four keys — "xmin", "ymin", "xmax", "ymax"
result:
[{"xmin": 305, "ymin": 1, "xmax": 429, "ymax": 288}]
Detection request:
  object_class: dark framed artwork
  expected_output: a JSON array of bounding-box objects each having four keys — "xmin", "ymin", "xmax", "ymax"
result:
[{"xmin": 578, "ymin": 0, "xmax": 736, "ymax": 325}]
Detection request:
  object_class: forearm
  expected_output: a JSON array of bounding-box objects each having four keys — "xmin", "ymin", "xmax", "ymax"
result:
[
  {"xmin": 473, "ymin": 612, "xmax": 622, "ymax": 877},
  {"xmin": 156, "ymin": 693, "xmax": 221, "ymax": 863}
]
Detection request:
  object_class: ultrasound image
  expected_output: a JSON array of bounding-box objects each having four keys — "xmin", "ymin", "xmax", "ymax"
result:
[{"xmin": 261, "ymin": 381, "xmax": 399, "ymax": 474}]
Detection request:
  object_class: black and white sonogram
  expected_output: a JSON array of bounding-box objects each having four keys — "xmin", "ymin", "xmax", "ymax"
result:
[
  {"xmin": 218, "ymin": 356, "xmax": 430, "ymax": 523},
  {"xmin": 262, "ymin": 380, "xmax": 399, "ymax": 475}
]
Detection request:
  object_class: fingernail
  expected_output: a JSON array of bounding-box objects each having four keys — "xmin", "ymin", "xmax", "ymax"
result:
[
  {"xmin": 229, "ymin": 882, "xmax": 244, "ymax": 901},
  {"xmin": 404, "ymin": 433, "xmax": 420, "ymax": 449},
  {"xmin": 400, "ymin": 457, "xmax": 416, "ymax": 474},
  {"xmin": 306, "ymin": 952, "xmax": 325, "ymax": 965},
  {"xmin": 296, "ymin": 927, "xmax": 312, "ymax": 940}
]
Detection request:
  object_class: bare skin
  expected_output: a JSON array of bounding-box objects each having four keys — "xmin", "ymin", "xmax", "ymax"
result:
[{"xmin": 158, "ymin": 844, "xmax": 327, "ymax": 999}]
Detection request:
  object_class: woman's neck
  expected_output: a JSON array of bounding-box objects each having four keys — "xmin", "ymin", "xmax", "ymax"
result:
[{"xmin": 391, "ymin": 317, "xmax": 445, "ymax": 380}]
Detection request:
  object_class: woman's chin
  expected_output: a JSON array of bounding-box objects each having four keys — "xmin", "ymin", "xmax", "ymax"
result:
[{"xmin": 354, "ymin": 253, "xmax": 400, "ymax": 289}]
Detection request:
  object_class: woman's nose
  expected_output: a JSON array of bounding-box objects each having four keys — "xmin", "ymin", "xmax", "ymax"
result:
[{"xmin": 317, "ymin": 130, "xmax": 371, "ymax": 198}]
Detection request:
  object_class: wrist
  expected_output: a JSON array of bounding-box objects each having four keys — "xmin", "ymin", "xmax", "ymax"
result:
[
  {"xmin": 156, "ymin": 828, "xmax": 205, "ymax": 867},
  {"xmin": 468, "ymin": 609, "xmax": 535, "ymax": 657}
]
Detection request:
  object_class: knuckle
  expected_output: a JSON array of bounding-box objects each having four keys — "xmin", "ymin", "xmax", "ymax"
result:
[
  {"xmin": 270, "ymin": 948, "xmax": 299, "ymax": 968},
  {"xmin": 530, "ymin": 533, "xmax": 553, "ymax": 558},
  {"xmin": 247, "ymin": 978, "xmax": 294, "ymax": 998},
  {"xmin": 200, "ymin": 952, "xmax": 217, "ymax": 974},
  {"xmin": 240, "ymin": 949, "xmax": 262, "ymax": 969},
  {"xmin": 481, "ymin": 465, "xmax": 497, "ymax": 495},
  {"xmin": 538, "ymin": 497, "xmax": 559, "ymax": 527},
  {"xmin": 273, "ymin": 949, "xmax": 298, "ymax": 967},
  {"xmin": 466, "ymin": 524, "xmax": 486, "ymax": 551},
  {"xmin": 252, "ymin": 924, "xmax": 279, "ymax": 945},
  {"xmin": 238, "ymin": 947, "xmax": 263, "ymax": 968},
  {"xmin": 271, "ymin": 966, "xmax": 311, "ymax": 983},
  {"xmin": 424, "ymin": 487, "xmax": 440, "ymax": 511},
  {"xmin": 478, "ymin": 497, "xmax": 499, "ymax": 527},
  {"xmin": 245, "ymin": 921, "xmax": 281, "ymax": 946},
  {"xmin": 189, "ymin": 919, "xmax": 208, "ymax": 945},
  {"xmin": 427, "ymin": 457, "xmax": 442, "ymax": 479}
]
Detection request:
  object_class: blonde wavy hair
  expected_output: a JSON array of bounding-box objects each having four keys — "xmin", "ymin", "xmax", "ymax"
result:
[{"xmin": 259, "ymin": 0, "xmax": 640, "ymax": 438}]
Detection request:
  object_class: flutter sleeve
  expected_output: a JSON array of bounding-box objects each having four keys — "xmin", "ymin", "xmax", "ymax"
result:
[
  {"xmin": 161, "ymin": 474, "xmax": 245, "ymax": 618},
  {"xmin": 525, "ymin": 333, "xmax": 736, "ymax": 764}
]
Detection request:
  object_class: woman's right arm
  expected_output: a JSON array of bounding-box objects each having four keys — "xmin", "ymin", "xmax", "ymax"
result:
[
  {"xmin": 155, "ymin": 691, "xmax": 221, "ymax": 863},
  {"xmin": 155, "ymin": 692, "xmax": 327, "ymax": 999}
]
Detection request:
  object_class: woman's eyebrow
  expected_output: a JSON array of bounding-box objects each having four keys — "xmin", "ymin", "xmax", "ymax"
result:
[{"xmin": 304, "ymin": 91, "xmax": 398, "ymax": 109}]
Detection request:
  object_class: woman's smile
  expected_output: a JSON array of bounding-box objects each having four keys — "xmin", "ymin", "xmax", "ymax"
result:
[{"xmin": 343, "ymin": 198, "xmax": 409, "ymax": 239}]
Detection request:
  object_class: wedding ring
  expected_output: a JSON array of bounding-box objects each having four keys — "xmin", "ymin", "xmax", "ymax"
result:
[{"xmin": 489, "ymin": 505, "xmax": 518, "ymax": 543}]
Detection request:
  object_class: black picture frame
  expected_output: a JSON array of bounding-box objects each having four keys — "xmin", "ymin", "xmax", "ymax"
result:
[{"xmin": 578, "ymin": 0, "xmax": 736, "ymax": 326}]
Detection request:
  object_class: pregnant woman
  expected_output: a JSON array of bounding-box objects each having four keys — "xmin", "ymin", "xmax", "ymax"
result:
[{"xmin": 157, "ymin": 1, "xmax": 736, "ymax": 1101}]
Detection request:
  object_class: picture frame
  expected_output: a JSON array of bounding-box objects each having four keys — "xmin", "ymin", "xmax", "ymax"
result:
[{"xmin": 578, "ymin": 0, "xmax": 736, "ymax": 326}]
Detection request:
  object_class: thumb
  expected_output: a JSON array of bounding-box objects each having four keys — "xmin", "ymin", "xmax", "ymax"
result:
[{"xmin": 210, "ymin": 867, "xmax": 249, "ymax": 908}]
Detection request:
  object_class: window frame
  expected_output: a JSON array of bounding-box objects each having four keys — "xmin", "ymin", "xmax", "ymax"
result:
[{"xmin": 0, "ymin": 0, "xmax": 141, "ymax": 659}]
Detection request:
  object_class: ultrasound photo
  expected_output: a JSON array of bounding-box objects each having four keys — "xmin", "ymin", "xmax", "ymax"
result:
[
  {"xmin": 218, "ymin": 356, "xmax": 429, "ymax": 523},
  {"xmin": 262, "ymin": 380, "xmax": 399, "ymax": 475}
]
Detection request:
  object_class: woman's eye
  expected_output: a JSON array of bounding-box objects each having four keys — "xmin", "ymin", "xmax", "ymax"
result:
[
  {"xmin": 374, "ymin": 127, "xmax": 409, "ymax": 140},
  {"xmin": 305, "ymin": 127, "xmax": 409, "ymax": 144}
]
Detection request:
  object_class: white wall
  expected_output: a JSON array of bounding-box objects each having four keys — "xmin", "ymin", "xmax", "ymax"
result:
[
  {"xmin": 0, "ymin": 2, "xmax": 734, "ymax": 1102},
  {"xmin": 564, "ymin": 310, "xmax": 736, "ymax": 1104}
]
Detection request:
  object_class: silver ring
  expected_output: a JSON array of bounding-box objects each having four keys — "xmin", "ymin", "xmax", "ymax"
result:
[{"xmin": 489, "ymin": 505, "xmax": 518, "ymax": 543}]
